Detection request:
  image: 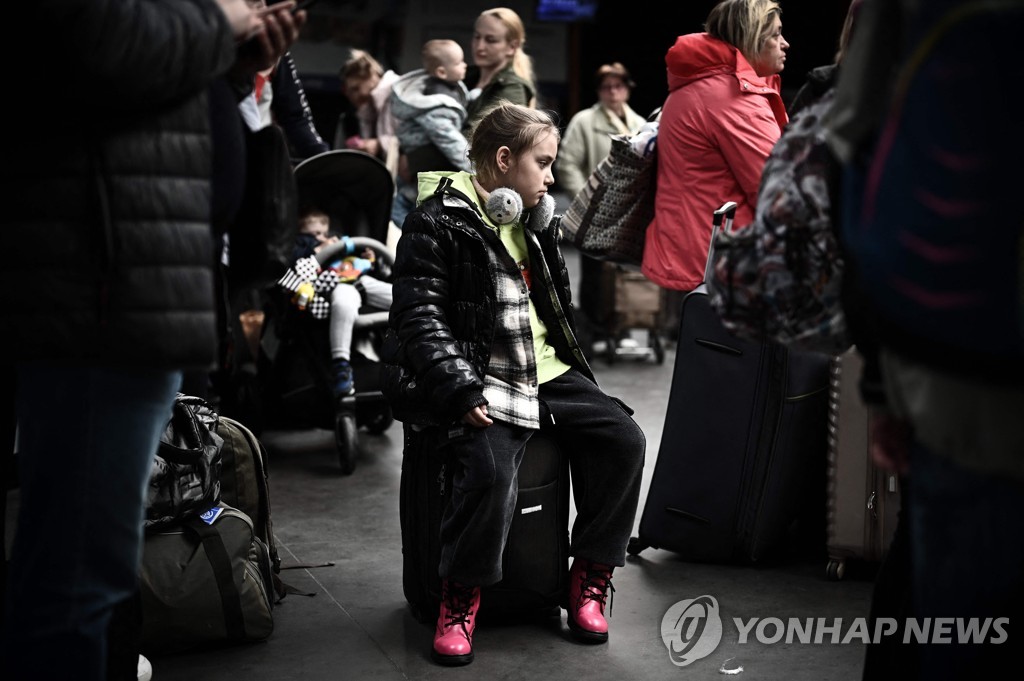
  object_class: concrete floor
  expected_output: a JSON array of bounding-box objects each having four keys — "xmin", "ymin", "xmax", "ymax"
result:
[{"xmin": 144, "ymin": 240, "xmax": 879, "ymax": 681}]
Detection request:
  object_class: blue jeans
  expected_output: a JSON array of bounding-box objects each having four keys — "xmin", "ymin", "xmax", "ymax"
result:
[
  {"xmin": 390, "ymin": 178, "xmax": 416, "ymax": 228},
  {"xmin": 909, "ymin": 443, "xmax": 1024, "ymax": 679},
  {"xmin": 1, "ymin": 364, "xmax": 182, "ymax": 681}
]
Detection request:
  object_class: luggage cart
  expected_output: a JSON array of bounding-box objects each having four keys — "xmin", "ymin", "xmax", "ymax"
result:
[{"xmin": 576, "ymin": 255, "xmax": 665, "ymax": 364}]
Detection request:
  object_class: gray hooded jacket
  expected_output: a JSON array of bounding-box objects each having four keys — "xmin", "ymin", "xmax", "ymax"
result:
[{"xmin": 390, "ymin": 70, "xmax": 472, "ymax": 175}]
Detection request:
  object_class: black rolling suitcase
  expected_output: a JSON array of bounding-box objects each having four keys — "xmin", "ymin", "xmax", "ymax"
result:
[
  {"xmin": 400, "ymin": 424, "xmax": 570, "ymax": 623},
  {"xmin": 627, "ymin": 202, "xmax": 830, "ymax": 563}
]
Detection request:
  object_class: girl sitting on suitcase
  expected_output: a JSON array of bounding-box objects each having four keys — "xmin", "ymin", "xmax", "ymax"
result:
[{"xmin": 381, "ymin": 102, "xmax": 646, "ymax": 666}]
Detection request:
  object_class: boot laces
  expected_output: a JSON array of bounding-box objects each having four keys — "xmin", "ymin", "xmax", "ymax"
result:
[
  {"xmin": 442, "ymin": 581, "xmax": 477, "ymax": 630},
  {"xmin": 578, "ymin": 566, "xmax": 615, "ymax": 616}
]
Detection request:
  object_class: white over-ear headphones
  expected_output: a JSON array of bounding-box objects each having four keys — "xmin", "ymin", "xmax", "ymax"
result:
[
  {"xmin": 485, "ymin": 188, "xmax": 523, "ymax": 225},
  {"xmin": 484, "ymin": 188, "xmax": 555, "ymax": 231}
]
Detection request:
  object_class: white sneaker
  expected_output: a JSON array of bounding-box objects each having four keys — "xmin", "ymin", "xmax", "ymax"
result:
[{"xmin": 137, "ymin": 654, "xmax": 153, "ymax": 681}]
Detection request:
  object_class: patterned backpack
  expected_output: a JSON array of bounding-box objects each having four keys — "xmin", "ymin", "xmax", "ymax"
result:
[{"xmin": 708, "ymin": 87, "xmax": 850, "ymax": 355}]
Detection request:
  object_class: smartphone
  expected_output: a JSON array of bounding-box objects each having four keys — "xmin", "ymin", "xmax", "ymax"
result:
[{"xmin": 292, "ymin": 0, "xmax": 321, "ymax": 12}]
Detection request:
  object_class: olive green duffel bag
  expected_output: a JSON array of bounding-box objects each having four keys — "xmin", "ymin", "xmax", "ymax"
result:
[{"xmin": 139, "ymin": 502, "xmax": 275, "ymax": 654}]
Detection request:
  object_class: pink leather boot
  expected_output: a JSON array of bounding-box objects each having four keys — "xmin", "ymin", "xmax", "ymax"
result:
[
  {"xmin": 432, "ymin": 580, "xmax": 481, "ymax": 666},
  {"xmin": 565, "ymin": 558, "xmax": 615, "ymax": 643}
]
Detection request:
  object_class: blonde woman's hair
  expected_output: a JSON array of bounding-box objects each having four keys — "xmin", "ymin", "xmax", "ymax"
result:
[
  {"xmin": 469, "ymin": 102, "xmax": 559, "ymax": 186},
  {"xmin": 340, "ymin": 49, "xmax": 383, "ymax": 82},
  {"xmin": 479, "ymin": 7, "xmax": 536, "ymax": 89},
  {"xmin": 422, "ymin": 39, "xmax": 461, "ymax": 74},
  {"xmin": 705, "ymin": 0, "xmax": 783, "ymax": 66},
  {"xmin": 835, "ymin": 0, "xmax": 862, "ymax": 64}
]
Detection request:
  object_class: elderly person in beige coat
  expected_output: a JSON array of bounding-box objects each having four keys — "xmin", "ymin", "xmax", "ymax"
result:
[
  {"xmin": 557, "ymin": 63, "xmax": 646, "ymax": 198},
  {"xmin": 557, "ymin": 62, "xmax": 648, "ymax": 359}
]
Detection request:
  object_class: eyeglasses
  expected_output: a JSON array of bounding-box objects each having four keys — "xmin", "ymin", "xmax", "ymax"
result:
[{"xmin": 600, "ymin": 82, "xmax": 627, "ymax": 92}]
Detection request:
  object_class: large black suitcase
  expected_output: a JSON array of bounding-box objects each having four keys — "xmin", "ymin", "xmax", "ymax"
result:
[
  {"xmin": 627, "ymin": 203, "xmax": 830, "ymax": 563},
  {"xmin": 400, "ymin": 424, "xmax": 570, "ymax": 623}
]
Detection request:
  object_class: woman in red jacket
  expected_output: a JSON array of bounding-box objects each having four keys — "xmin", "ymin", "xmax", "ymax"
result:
[{"xmin": 643, "ymin": 0, "xmax": 790, "ymax": 292}]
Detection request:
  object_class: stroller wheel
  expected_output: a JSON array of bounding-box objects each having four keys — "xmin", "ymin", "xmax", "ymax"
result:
[
  {"xmin": 653, "ymin": 332, "xmax": 666, "ymax": 365},
  {"xmin": 334, "ymin": 410, "xmax": 358, "ymax": 475},
  {"xmin": 364, "ymin": 407, "xmax": 395, "ymax": 435}
]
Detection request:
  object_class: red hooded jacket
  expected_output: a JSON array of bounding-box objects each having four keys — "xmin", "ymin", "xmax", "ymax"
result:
[{"xmin": 642, "ymin": 33, "xmax": 788, "ymax": 291}]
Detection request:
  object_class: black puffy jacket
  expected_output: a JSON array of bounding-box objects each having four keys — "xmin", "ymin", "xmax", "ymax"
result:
[
  {"xmin": 381, "ymin": 181, "xmax": 593, "ymax": 426},
  {"xmin": 1, "ymin": 1, "xmax": 237, "ymax": 369}
]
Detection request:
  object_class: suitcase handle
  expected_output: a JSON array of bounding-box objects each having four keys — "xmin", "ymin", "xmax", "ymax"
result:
[
  {"xmin": 713, "ymin": 201, "xmax": 738, "ymax": 227},
  {"xmin": 704, "ymin": 201, "xmax": 738, "ymax": 285}
]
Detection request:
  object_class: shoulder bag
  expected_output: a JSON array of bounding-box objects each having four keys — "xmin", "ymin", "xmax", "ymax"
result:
[{"xmin": 561, "ymin": 108, "xmax": 661, "ymax": 266}]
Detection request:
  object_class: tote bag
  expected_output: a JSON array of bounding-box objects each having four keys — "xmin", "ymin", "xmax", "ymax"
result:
[{"xmin": 561, "ymin": 109, "xmax": 661, "ymax": 266}]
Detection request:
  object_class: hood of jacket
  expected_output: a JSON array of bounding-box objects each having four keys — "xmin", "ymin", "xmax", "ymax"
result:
[
  {"xmin": 417, "ymin": 170, "xmax": 482, "ymax": 215},
  {"xmin": 391, "ymin": 69, "xmax": 468, "ymax": 117},
  {"xmin": 666, "ymin": 33, "xmax": 782, "ymax": 96},
  {"xmin": 369, "ymin": 69, "xmax": 401, "ymax": 119},
  {"xmin": 416, "ymin": 170, "xmax": 557, "ymax": 236}
]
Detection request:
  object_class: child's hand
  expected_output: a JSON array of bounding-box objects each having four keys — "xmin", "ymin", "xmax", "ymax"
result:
[
  {"xmin": 292, "ymin": 281, "xmax": 315, "ymax": 310},
  {"xmin": 462, "ymin": 405, "xmax": 492, "ymax": 428},
  {"xmin": 313, "ymin": 235, "xmax": 340, "ymax": 253},
  {"xmin": 362, "ymin": 138, "xmax": 382, "ymax": 157},
  {"xmin": 350, "ymin": 257, "xmax": 373, "ymax": 273},
  {"xmin": 349, "ymin": 137, "xmax": 382, "ymax": 157}
]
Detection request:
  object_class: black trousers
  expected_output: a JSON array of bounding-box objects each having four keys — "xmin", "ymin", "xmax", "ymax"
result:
[{"xmin": 439, "ymin": 368, "xmax": 646, "ymax": 586}]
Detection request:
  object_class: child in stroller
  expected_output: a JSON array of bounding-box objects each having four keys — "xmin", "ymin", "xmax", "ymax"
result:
[
  {"xmin": 259, "ymin": 149, "xmax": 398, "ymax": 475},
  {"xmin": 286, "ymin": 208, "xmax": 393, "ymax": 399}
]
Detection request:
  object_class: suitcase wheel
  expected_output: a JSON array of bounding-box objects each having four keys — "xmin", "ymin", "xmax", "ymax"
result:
[
  {"xmin": 826, "ymin": 558, "xmax": 846, "ymax": 581},
  {"xmin": 626, "ymin": 536, "xmax": 648, "ymax": 556},
  {"xmin": 653, "ymin": 333, "xmax": 666, "ymax": 364}
]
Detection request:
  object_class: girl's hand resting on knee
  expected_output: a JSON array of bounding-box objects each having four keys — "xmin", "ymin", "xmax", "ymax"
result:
[{"xmin": 462, "ymin": 405, "xmax": 493, "ymax": 428}]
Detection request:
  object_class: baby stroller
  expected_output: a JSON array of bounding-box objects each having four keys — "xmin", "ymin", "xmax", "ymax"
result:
[{"xmin": 257, "ymin": 150, "xmax": 397, "ymax": 475}]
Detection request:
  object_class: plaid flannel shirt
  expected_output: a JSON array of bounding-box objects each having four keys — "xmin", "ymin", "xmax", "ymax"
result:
[{"xmin": 479, "ymin": 221, "xmax": 542, "ymax": 429}]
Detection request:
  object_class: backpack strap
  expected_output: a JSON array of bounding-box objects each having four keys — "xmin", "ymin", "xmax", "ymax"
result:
[
  {"xmin": 217, "ymin": 416, "xmax": 319, "ymax": 601},
  {"xmin": 183, "ymin": 516, "xmax": 247, "ymax": 641}
]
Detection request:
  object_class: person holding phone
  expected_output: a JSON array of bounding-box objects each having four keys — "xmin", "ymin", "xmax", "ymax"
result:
[
  {"xmin": 238, "ymin": 1, "xmax": 328, "ymax": 160},
  {"xmin": 0, "ymin": 3, "xmax": 304, "ymax": 681}
]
